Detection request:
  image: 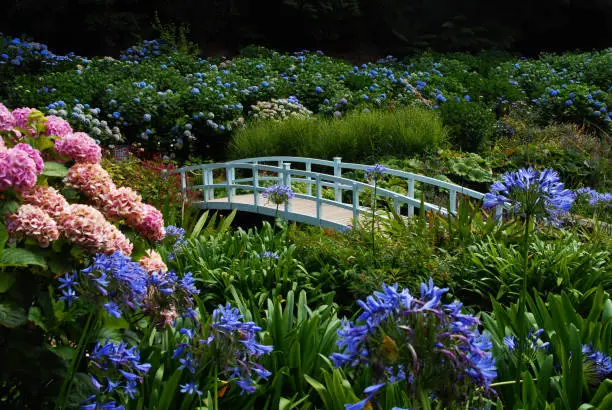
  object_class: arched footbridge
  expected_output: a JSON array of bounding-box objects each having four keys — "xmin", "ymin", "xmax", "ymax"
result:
[{"xmin": 171, "ymin": 156, "xmax": 494, "ymax": 231}]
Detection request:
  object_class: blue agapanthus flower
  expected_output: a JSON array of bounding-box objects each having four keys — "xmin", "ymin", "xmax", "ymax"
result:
[
  {"xmin": 582, "ymin": 344, "xmax": 612, "ymax": 382},
  {"xmin": 332, "ymin": 279, "xmax": 497, "ymax": 407},
  {"xmin": 365, "ymin": 163, "xmax": 386, "ymax": 181},
  {"xmin": 483, "ymin": 168, "xmax": 575, "ymax": 223},
  {"xmin": 262, "ymin": 184, "xmax": 295, "ymax": 205},
  {"xmin": 576, "ymin": 187, "xmax": 612, "ymax": 207}
]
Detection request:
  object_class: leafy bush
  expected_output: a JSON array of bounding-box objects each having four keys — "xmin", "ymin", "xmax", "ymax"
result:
[
  {"xmin": 229, "ymin": 107, "xmax": 447, "ymax": 162},
  {"xmin": 440, "ymin": 100, "xmax": 496, "ymax": 152}
]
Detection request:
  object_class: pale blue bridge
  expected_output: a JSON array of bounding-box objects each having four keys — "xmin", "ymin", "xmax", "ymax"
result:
[{"xmin": 172, "ymin": 156, "xmax": 488, "ymax": 231}]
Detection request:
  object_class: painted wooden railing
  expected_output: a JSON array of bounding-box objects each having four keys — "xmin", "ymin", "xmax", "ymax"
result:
[{"xmin": 171, "ymin": 156, "xmax": 495, "ymax": 229}]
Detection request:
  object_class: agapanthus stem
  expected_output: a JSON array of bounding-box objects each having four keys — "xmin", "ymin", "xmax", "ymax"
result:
[
  {"xmin": 372, "ymin": 181, "xmax": 377, "ymax": 267},
  {"xmin": 56, "ymin": 310, "xmax": 96, "ymax": 410},
  {"xmin": 516, "ymin": 214, "xmax": 531, "ymax": 390}
]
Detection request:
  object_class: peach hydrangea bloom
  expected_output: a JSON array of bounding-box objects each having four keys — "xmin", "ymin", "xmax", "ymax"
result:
[
  {"xmin": 21, "ymin": 186, "xmax": 69, "ymax": 219},
  {"xmin": 0, "ymin": 103, "xmax": 16, "ymax": 131},
  {"xmin": 0, "ymin": 147, "xmax": 42, "ymax": 192},
  {"xmin": 131, "ymin": 203, "xmax": 166, "ymax": 242},
  {"xmin": 64, "ymin": 163, "xmax": 116, "ymax": 201},
  {"xmin": 139, "ymin": 249, "xmax": 168, "ymax": 274},
  {"xmin": 99, "ymin": 186, "xmax": 142, "ymax": 221},
  {"xmin": 6, "ymin": 204, "xmax": 60, "ymax": 247},
  {"xmin": 57, "ymin": 204, "xmax": 110, "ymax": 253},
  {"xmin": 44, "ymin": 115, "xmax": 73, "ymax": 138},
  {"xmin": 103, "ymin": 223, "xmax": 134, "ymax": 256},
  {"xmin": 54, "ymin": 132, "xmax": 102, "ymax": 164}
]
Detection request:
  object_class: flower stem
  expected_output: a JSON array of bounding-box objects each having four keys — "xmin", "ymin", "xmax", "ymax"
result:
[
  {"xmin": 516, "ymin": 214, "xmax": 531, "ymax": 390},
  {"xmin": 56, "ymin": 310, "xmax": 96, "ymax": 410},
  {"xmin": 371, "ymin": 181, "xmax": 377, "ymax": 267}
]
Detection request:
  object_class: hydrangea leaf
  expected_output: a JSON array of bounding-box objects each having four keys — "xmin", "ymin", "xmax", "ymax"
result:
[
  {"xmin": 0, "ymin": 303, "xmax": 27, "ymax": 328},
  {"xmin": 0, "ymin": 248, "xmax": 48, "ymax": 269},
  {"xmin": 42, "ymin": 161, "xmax": 69, "ymax": 178},
  {"xmin": 0, "ymin": 271, "xmax": 15, "ymax": 293}
]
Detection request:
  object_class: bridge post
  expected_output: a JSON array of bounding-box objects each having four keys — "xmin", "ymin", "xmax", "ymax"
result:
[
  {"xmin": 180, "ymin": 170, "xmax": 187, "ymax": 201},
  {"xmin": 352, "ymin": 183, "xmax": 359, "ymax": 225},
  {"xmin": 306, "ymin": 160, "xmax": 312, "ymax": 196},
  {"xmin": 449, "ymin": 190, "xmax": 457, "ymax": 215},
  {"xmin": 227, "ymin": 166, "xmax": 236, "ymax": 198},
  {"xmin": 282, "ymin": 162, "xmax": 292, "ymax": 214},
  {"xmin": 225, "ymin": 166, "xmax": 233, "ymax": 203},
  {"xmin": 252, "ymin": 164, "xmax": 259, "ymax": 207},
  {"xmin": 495, "ymin": 204, "xmax": 503, "ymax": 221},
  {"xmin": 315, "ymin": 174, "xmax": 322, "ymax": 221},
  {"xmin": 333, "ymin": 157, "xmax": 342, "ymax": 203},
  {"xmin": 407, "ymin": 178, "xmax": 415, "ymax": 217}
]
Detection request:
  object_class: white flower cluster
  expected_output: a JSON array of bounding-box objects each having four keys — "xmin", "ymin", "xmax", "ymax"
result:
[
  {"xmin": 48, "ymin": 104, "xmax": 123, "ymax": 143},
  {"xmin": 250, "ymin": 97, "xmax": 312, "ymax": 121}
]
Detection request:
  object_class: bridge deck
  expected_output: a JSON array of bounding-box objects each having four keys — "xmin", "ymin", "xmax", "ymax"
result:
[{"xmin": 195, "ymin": 194, "xmax": 355, "ymax": 226}]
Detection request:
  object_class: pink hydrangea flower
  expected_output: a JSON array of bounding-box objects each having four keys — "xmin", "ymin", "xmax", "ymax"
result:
[
  {"xmin": 13, "ymin": 143, "xmax": 44, "ymax": 173},
  {"xmin": 99, "ymin": 186, "xmax": 142, "ymax": 221},
  {"xmin": 54, "ymin": 132, "xmax": 102, "ymax": 164},
  {"xmin": 0, "ymin": 147, "xmax": 41, "ymax": 192},
  {"xmin": 6, "ymin": 204, "xmax": 60, "ymax": 247},
  {"xmin": 64, "ymin": 163, "xmax": 116, "ymax": 200},
  {"xmin": 0, "ymin": 103, "xmax": 16, "ymax": 131},
  {"xmin": 44, "ymin": 115, "xmax": 73, "ymax": 138},
  {"xmin": 57, "ymin": 204, "xmax": 109, "ymax": 253},
  {"xmin": 130, "ymin": 203, "xmax": 166, "ymax": 242},
  {"xmin": 12, "ymin": 107, "xmax": 36, "ymax": 128},
  {"xmin": 20, "ymin": 185, "xmax": 69, "ymax": 219},
  {"xmin": 139, "ymin": 249, "xmax": 168, "ymax": 274},
  {"xmin": 103, "ymin": 223, "xmax": 134, "ymax": 256}
]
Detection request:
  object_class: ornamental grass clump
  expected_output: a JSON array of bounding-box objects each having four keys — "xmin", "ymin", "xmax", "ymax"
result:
[{"xmin": 332, "ymin": 279, "xmax": 496, "ymax": 409}]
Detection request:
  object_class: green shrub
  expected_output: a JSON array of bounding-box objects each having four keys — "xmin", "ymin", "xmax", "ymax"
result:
[
  {"xmin": 440, "ymin": 100, "xmax": 495, "ymax": 152},
  {"xmin": 229, "ymin": 107, "xmax": 447, "ymax": 161}
]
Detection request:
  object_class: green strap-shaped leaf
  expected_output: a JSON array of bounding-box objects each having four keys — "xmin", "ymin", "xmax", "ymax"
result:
[{"xmin": 0, "ymin": 248, "xmax": 48, "ymax": 269}]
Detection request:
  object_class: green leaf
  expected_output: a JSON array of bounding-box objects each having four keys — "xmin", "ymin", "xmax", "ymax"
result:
[
  {"xmin": 27, "ymin": 306, "xmax": 48, "ymax": 331},
  {"xmin": 0, "ymin": 248, "xmax": 47, "ymax": 268},
  {"xmin": 0, "ymin": 223, "xmax": 8, "ymax": 250},
  {"xmin": 0, "ymin": 303, "xmax": 27, "ymax": 327},
  {"xmin": 42, "ymin": 161, "xmax": 69, "ymax": 178},
  {"xmin": 0, "ymin": 201, "xmax": 19, "ymax": 216},
  {"xmin": 0, "ymin": 271, "xmax": 15, "ymax": 293}
]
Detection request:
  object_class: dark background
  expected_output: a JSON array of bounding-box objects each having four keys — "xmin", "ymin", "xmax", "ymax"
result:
[{"xmin": 1, "ymin": 0, "xmax": 611, "ymax": 58}]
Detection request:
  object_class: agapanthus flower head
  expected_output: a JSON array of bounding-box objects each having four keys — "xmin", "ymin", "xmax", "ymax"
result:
[
  {"xmin": 257, "ymin": 251, "xmax": 279, "ymax": 259},
  {"xmin": 139, "ymin": 249, "xmax": 167, "ymax": 274},
  {"xmin": 582, "ymin": 344, "xmax": 612, "ymax": 384},
  {"xmin": 6, "ymin": 204, "xmax": 60, "ymax": 247},
  {"xmin": 365, "ymin": 163, "xmax": 386, "ymax": 181},
  {"xmin": 64, "ymin": 163, "xmax": 116, "ymax": 200},
  {"xmin": 0, "ymin": 146, "xmax": 42, "ymax": 192},
  {"xmin": 262, "ymin": 184, "xmax": 295, "ymax": 205},
  {"xmin": 332, "ymin": 279, "xmax": 496, "ymax": 406},
  {"xmin": 20, "ymin": 185, "xmax": 69, "ymax": 218},
  {"xmin": 83, "ymin": 338, "xmax": 150, "ymax": 407},
  {"xmin": 576, "ymin": 187, "xmax": 612, "ymax": 207},
  {"xmin": 483, "ymin": 167, "xmax": 575, "ymax": 223},
  {"xmin": 0, "ymin": 103, "xmax": 16, "ymax": 131},
  {"xmin": 54, "ymin": 132, "xmax": 102, "ymax": 164},
  {"xmin": 43, "ymin": 115, "xmax": 73, "ymax": 137}
]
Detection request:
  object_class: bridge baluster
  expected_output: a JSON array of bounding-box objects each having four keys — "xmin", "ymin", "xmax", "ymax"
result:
[
  {"xmin": 252, "ymin": 164, "xmax": 259, "ymax": 207},
  {"xmin": 449, "ymin": 190, "xmax": 457, "ymax": 215},
  {"xmin": 333, "ymin": 157, "xmax": 342, "ymax": 203},
  {"xmin": 352, "ymin": 183, "xmax": 360, "ymax": 224},
  {"xmin": 306, "ymin": 161, "xmax": 312, "ymax": 196},
  {"xmin": 407, "ymin": 178, "xmax": 415, "ymax": 217},
  {"xmin": 315, "ymin": 174, "xmax": 322, "ymax": 220},
  {"xmin": 282, "ymin": 163, "xmax": 292, "ymax": 213},
  {"xmin": 180, "ymin": 170, "xmax": 187, "ymax": 201}
]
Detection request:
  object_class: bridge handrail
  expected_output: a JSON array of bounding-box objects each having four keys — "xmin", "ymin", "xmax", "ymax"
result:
[{"xmin": 170, "ymin": 156, "xmax": 496, "ymax": 224}]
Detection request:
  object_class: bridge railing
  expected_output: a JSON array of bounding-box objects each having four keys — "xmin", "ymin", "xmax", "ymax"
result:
[{"xmin": 171, "ymin": 156, "xmax": 499, "ymax": 222}]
